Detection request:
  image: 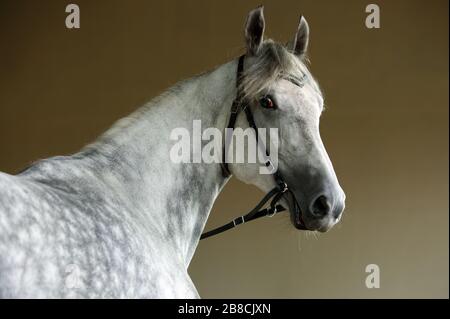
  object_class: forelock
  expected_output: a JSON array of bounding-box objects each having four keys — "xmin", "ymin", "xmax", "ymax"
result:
[{"xmin": 239, "ymin": 39, "xmax": 322, "ymax": 101}]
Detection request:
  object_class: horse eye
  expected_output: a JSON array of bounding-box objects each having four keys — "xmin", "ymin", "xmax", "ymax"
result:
[{"xmin": 259, "ymin": 96, "xmax": 276, "ymax": 109}]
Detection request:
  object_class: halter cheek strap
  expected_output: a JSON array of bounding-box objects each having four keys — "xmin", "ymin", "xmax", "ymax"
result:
[
  {"xmin": 200, "ymin": 55, "xmax": 302, "ymax": 240},
  {"xmin": 220, "ymin": 55, "xmax": 245, "ymax": 178}
]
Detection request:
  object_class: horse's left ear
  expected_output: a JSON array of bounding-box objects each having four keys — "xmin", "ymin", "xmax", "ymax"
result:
[
  {"xmin": 292, "ymin": 15, "xmax": 310, "ymax": 58},
  {"xmin": 245, "ymin": 6, "xmax": 265, "ymax": 56}
]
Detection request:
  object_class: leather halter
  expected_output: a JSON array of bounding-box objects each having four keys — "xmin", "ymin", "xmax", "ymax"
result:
[{"xmin": 200, "ymin": 55, "xmax": 303, "ymax": 240}]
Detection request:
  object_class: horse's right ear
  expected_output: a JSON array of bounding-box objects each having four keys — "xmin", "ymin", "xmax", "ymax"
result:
[{"xmin": 244, "ymin": 6, "xmax": 265, "ymax": 56}]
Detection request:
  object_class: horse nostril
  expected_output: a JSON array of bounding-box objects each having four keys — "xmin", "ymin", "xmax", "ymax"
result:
[{"xmin": 310, "ymin": 195, "xmax": 331, "ymax": 217}]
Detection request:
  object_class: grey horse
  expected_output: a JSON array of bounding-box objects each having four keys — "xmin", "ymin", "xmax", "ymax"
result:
[{"xmin": 0, "ymin": 7, "xmax": 345, "ymax": 298}]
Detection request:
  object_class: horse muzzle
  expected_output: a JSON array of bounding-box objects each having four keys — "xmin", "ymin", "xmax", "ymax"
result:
[{"xmin": 287, "ymin": 189, "xmax": 345, "ymax": 232}]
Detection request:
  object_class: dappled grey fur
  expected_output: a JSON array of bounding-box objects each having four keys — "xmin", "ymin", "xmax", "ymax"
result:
[
  {"xmin": 0, "ymin": 156, "xmax": 200, "ymax": 298},
  {"xmin": 0, "ymin": 59, "xmax": 238, "ymax": 298}
]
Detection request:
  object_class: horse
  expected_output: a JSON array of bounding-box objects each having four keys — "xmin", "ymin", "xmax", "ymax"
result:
[{"xmin": 0, "ymin": 7, "xmax": 345, "ymax": 298}]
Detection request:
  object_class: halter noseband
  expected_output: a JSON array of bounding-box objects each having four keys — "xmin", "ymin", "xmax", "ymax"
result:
[{"xmin": 200, "ymin": 55, "xmax": 303, "ymax": 240}]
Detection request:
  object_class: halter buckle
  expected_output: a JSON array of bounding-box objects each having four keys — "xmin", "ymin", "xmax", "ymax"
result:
[{"xmin": 233, "ymin": 216, "xmax": 245, "ymax": 226}]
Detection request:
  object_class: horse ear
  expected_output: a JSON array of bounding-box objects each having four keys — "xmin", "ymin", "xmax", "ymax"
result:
[
  {"xmin": 292, "ymin": 15, "xmax": 310, "ymax": 58},
  {"xmin": 244, "ymin": 6, "xmax": 265, "ymax": 56}
]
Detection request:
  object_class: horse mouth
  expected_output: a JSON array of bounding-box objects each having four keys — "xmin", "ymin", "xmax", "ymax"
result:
[
  {"xmin": 293, "ymin": 207, "xmax": 307, "ymax": 230},
  {"xmin": 285, "ymin": 194, "xmax": 307, "ymax": 230}
]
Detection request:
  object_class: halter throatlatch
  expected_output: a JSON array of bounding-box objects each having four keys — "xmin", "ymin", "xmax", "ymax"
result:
[{"xmin": 200, "ymin": 55, "xmax": 302, "ymax": 240}]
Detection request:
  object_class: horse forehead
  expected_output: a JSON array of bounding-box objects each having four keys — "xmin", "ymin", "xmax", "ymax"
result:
[{"xmin": 277, "ymin": 79, "xmax": 323, "ymax": 112}]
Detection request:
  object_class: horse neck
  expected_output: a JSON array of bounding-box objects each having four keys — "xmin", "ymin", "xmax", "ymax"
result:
[{"xmin": 81, "ymin": 59, "xmax": 238, "ymax": 266}]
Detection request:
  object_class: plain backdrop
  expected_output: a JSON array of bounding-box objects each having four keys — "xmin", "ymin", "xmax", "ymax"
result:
[{"xmin": 0, "ymin": 0, "xmax": 448, "ymax": 298}]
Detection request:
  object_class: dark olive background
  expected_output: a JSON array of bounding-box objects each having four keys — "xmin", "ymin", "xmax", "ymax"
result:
[{"xmin": 0, "ymin": 0, "xmax": 448, "ymax": 298}]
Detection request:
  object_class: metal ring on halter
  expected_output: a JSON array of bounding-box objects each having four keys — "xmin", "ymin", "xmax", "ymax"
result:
[
  {"xmin": 279, "ymin": 182, "xmax": 288, "ymax": 193},
  {"xmin": 267, "ymin": 206, "xmax": 277, "ymax": 217}
]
